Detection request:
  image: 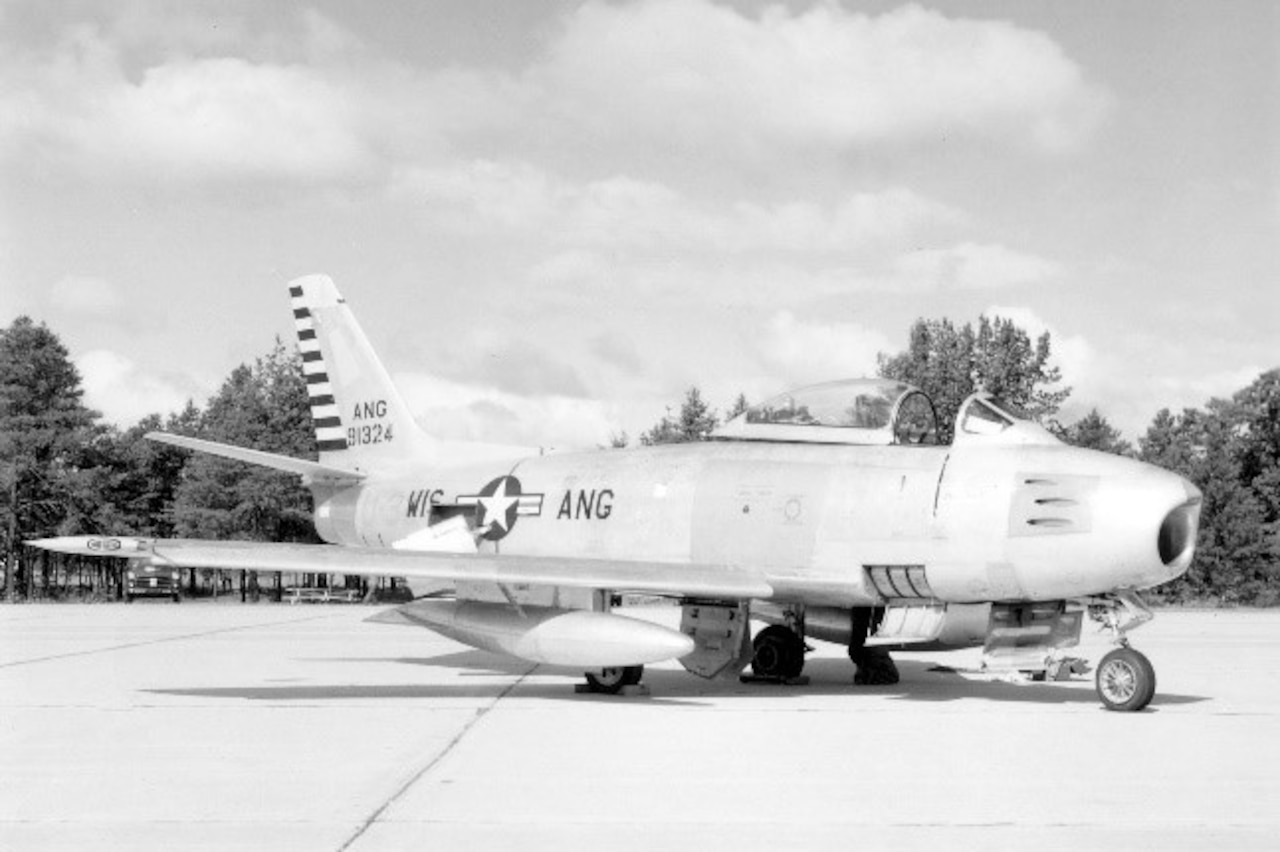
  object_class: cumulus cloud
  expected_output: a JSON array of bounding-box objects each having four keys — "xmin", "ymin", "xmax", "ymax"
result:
[
  {"xmin": 0, "ymin": 13, "xmax": 396, "ymax": 183},
  {"xmin": 396, "ymin": 160, "xmax": 962, "ymax": 255},
  {"xmin": 761, "ymin": 310, "xmax": 894, "ymax": 385},
  {"xmin": 1, "ymin": 1, "xmax": 1108, "ymax": 184},
  {"xmin": 12, "ymin": 52, "xmax": 371, "ymax": 180},
  {"xmin": 395, "ymin": 158, "xmax": 1061, "ymax": 305},
  {"xmin": 394, "ymin": 371, "xmax": 619, "ymax": 450},
  {"xmin": 528, "ymin": 1, "xmax": 1110, "ymax": 157},
  {"xmin": 76, "ymin": 349, "xmax": 203, "ymax": 425}
]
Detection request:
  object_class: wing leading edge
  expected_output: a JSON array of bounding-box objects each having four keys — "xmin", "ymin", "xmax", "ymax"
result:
[{"xmin": 27, "ymin": 536, "xmax": 773, "ymax": 601}]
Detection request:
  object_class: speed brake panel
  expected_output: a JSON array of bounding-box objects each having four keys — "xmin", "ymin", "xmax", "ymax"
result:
[{"xmin": 678, "ymin": 602, "xmax": 753, "ymax": 679}]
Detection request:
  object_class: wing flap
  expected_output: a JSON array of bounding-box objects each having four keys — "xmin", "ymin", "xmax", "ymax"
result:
[{"xmin": 28, "ymin": 537, "xmax": 772, "ymax": 600}]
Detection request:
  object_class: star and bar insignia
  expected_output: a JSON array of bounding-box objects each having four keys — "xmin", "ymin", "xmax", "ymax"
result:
[{"xmin": 458, "ymin": 475, "xmax": 544, "ymax": 541}]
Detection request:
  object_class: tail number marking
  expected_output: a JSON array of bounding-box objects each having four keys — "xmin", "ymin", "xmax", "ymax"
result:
[
  {"xmin": 348, "ymin": 423, "xmax": 393, "ymax": 446},
  {"xmin": 349, "ymin": 400, "xmax": 393, "ymax": 446}
]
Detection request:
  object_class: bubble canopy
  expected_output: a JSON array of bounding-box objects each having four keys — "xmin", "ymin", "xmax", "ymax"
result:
[{"xmin": 711, "ymin": 379, "xmax": 941, "ymax": 446}]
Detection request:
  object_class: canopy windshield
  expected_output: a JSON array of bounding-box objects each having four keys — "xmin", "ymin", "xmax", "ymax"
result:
[
  {"xmin": 953, "ymin": 393, "xmax": 1061, "ymax": 446},
  {"xmin": 713, "ymin": 379, "xmax": 939, "ymax": 446}
]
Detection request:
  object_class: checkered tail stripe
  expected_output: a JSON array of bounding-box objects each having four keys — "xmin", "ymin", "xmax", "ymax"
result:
[{"xmin": 290, "ymin": 285, "xmax": 348, "ymax": 453}]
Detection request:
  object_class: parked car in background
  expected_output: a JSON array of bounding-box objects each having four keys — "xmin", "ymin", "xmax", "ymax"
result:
[{"xmin": 126, "ymin": 563, "xmax": 180, "ymax": 602}]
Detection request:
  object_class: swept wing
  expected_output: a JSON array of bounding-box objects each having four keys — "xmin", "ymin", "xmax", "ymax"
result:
[{"xmin": 28, "ymin": 536, "xmax": 773, "ymax": 601}]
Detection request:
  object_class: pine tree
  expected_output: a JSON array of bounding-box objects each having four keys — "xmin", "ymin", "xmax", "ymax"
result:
[
  {"xmin": 0, "ymin": 317, "xmax": 99, "ymax": 599},
  {"xmin": 878, "ymin": 315, "xmax": 1069, "ymax": 443},
  {"xmin": 172, "ymin": 340, "xmax": 317, "ymax": 542},
  {"xmin": 1058, "ymin": 409, "xmax": 1132, "ymax": 456},
  {"xmin": 640, "ymin": 387, "xmax": 719, "ymax": 445}
]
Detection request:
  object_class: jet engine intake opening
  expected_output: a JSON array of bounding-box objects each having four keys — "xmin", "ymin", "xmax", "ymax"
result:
[{"xmin": 1158, "ymin": 499, "xmax": 1200, "ymax": 567}]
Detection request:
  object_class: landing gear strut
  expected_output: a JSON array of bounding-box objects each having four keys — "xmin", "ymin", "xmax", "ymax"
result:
[
  {"xmin": 849, "ymin": 646, "xmax": 899, "ymax": 685},
  {"xmin": 1088, "ymin": 592, "xmax": 1157, "ymax": 712},
  {"xmin": 848, "ymin": 607, "xmax": 899, "ymax": 685}
]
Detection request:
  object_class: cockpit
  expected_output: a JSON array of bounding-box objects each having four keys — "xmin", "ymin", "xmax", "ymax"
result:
[
  {"xmin": 710, "ymin": 379, "xmax": 1058, "ymax": 447},
  {"xmin": 711, "ymin": 379, "xmax": 940, "ymax": 446}
]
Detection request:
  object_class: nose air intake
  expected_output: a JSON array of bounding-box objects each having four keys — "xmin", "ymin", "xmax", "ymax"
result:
[{"xmin": 1157, "ymin": 493, "xmax": 1201, "ymax": 568}]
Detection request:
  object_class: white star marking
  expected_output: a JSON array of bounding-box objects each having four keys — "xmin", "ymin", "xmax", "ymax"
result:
[{"xmin": 477, "ymin": 479, "xmax": 520, "ymax": 531}]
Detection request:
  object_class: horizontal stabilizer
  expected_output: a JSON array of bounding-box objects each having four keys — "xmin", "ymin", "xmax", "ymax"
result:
[
  {"xmin": 146, "ymin": 432, "xmax": 364, "ymax": 485},
  {"xmin": 27, "ymin": 536, "xmax": 773, "ymax": 601}
]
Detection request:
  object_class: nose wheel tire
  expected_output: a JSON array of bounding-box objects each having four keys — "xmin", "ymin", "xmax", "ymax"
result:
[
  {"xmin": 751, "ymin": 625, "xmax": 806, "ymax": 680},
  {"xmin": 584, "ymin": 665, "xmax": 644, "ymax": 694},
  {"xmin": 1095, "ymin": 647, "xmax": 1156, "ymax": 712}
]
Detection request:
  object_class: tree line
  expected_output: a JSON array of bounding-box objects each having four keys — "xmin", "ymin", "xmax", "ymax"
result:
[
  {"xmin": 1, "ymin": 318, "xmax": 316, "ymax": 600},
  {"xmin": 2, "ymin": 313, "xmax": 1277, "ymax": 605}
]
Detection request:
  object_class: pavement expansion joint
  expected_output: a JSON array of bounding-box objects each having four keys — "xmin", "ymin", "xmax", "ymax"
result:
[{"xmin": 334, "ymin": 662, "xmax": 538, "ymax": 852}]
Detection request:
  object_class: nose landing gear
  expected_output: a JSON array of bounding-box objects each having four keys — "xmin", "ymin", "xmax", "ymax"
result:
[
  {"xmin": 1088, "ymin": 592, "xmax": 1157, "ymax": 712},
  {"xmin": 1096, "ymin": 646, "xmax": 1156, "ymax": 712}
]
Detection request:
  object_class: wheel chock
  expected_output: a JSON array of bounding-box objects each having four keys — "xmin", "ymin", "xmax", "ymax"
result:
[
  {"xmin": 574, "ymin": 683, "xmax": 652, "ymax": 696},
  {"xmin": 739, "ymin": 674, "xmax": 811, "ymax": 686}
]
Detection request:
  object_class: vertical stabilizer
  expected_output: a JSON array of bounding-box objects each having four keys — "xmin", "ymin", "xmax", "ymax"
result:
[{"xmin": 289, "ymin": 275, "xmax": 433, "ymax": 472}]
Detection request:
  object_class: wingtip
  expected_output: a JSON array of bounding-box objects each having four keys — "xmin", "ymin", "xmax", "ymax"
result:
[{"xmin": 26, "ymin": 536, "xmax": 86, "ymax": 554}]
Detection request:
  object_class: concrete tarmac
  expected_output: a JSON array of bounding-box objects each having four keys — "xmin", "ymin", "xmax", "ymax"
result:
[{"xmin": 2, "ymin": 603, "xmax": 1277, "ymax": 851}]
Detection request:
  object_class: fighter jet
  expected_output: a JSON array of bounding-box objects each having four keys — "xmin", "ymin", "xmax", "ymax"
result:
[{"xmin": 32, "ymin": 275, "xmax": 1202, "ymax": 711}]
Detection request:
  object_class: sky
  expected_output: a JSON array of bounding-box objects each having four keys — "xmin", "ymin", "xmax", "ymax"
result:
[{"xmin": 1, "ymin": 0, "xmax": 1276, "ymax": 449}]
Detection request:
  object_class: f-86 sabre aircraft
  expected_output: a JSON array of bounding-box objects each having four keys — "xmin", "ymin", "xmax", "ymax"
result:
[{"xmin": 33, "ymin": 275, "xmax": 1202, "ymax": 711}]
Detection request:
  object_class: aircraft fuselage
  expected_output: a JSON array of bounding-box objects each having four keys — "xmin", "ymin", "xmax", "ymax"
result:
[{"xmin": 314, "ymin": 437, "xmax": 1200, "ymax": 609}]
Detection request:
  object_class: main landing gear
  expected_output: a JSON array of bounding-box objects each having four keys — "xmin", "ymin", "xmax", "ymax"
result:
[
  {"xmin": 750, "ymin": 625, "xmax": 806, "ymax": 680},
  {"xmin": 848, "ymin": 606, "xmax": 899, "ymax": 685},
  {"xmin": 849, "ymin": 646, "xmax": 900, "ymax": 685},
  {"xmin": 1088, "ymin": 592, "xmax": 1157, "ymax": 712},
  {"xmin": 746, "ymin": 607, "xmax": 900, "ymax": 686}
]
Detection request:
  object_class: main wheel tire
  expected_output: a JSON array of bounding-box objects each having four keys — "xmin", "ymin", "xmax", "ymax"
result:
[
  {"xmin": 585, "ymin": 665, "xmax": 644, "ymax": 694},
  {"xmin": 1096, "ymin": 647, "xmax": 1156, "ymax": 712},
  {"xmin": 751, "ymin": 625, "xmax": 805, "ymax": 679},
  {"xmin": 850, "ymin": 646, "xmax": 900, "ymax": 685}
]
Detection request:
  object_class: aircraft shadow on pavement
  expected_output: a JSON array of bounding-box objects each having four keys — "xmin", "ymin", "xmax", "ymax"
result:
[
  {"xmin": 300, "ymin": 651, "xmax": 535, "ymax": 676},
  {"xmin": 597, "ymin": 658, "xmax": 1209, "ymax": 709},
  {"xmin": 144, "ymin": 651, "xmax": 1207, "ymax": 709}
]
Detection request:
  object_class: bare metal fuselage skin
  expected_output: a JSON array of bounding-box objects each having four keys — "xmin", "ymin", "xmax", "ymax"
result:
[{"xmin": 315, "ymin": 437, "xmax": 1200, "ymax": 623}]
